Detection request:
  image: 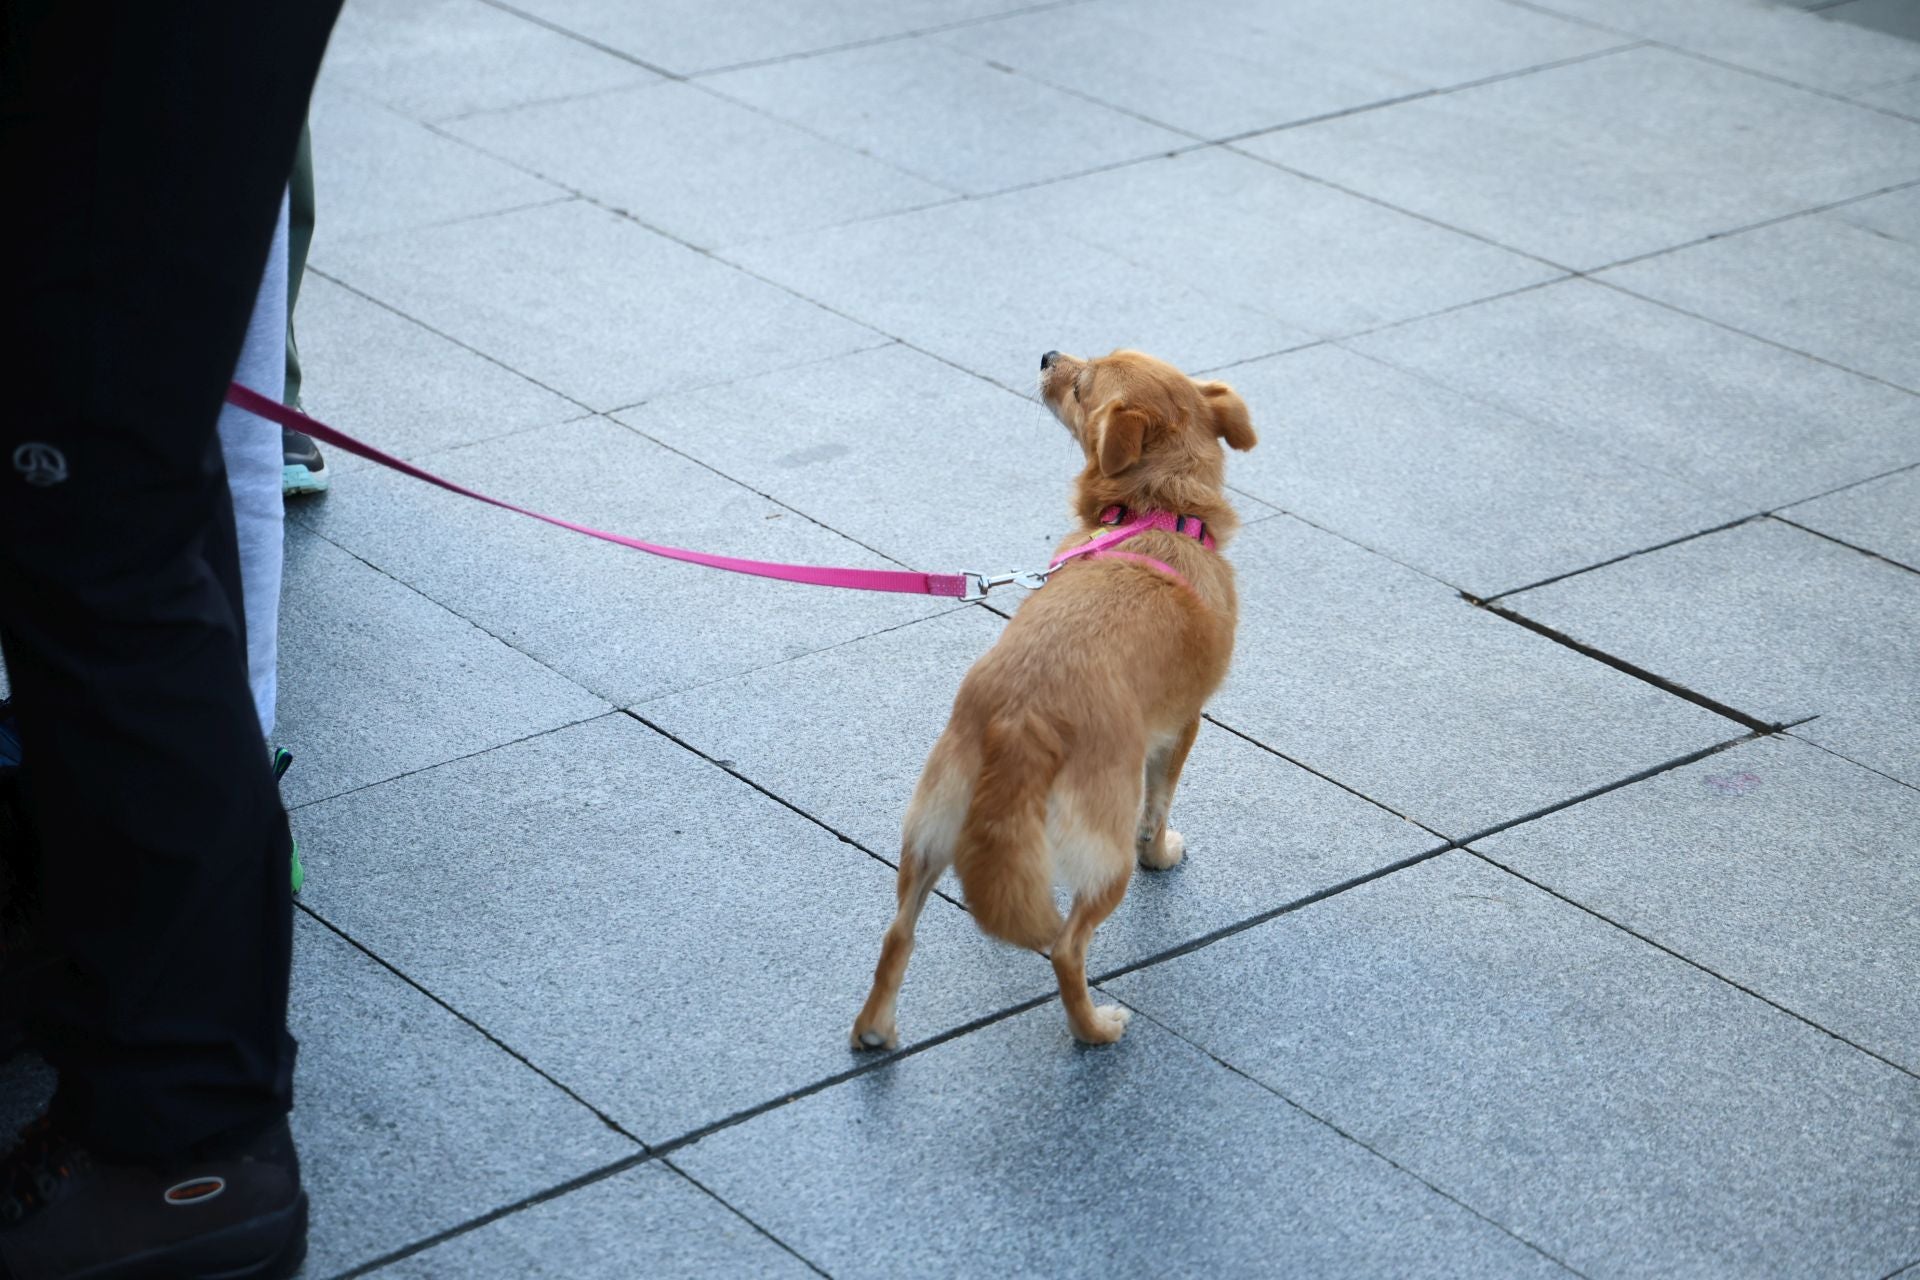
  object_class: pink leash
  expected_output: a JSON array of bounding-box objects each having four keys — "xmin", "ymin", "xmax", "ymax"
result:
[{"xmin": 227, "ymin": 384, "xmax": 1212, "ymax": 601}]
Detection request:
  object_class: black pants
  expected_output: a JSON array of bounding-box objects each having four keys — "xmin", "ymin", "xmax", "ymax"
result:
[{"xmin": 0, "ymin": 0, "xmax": 340, "ymax": 1160}]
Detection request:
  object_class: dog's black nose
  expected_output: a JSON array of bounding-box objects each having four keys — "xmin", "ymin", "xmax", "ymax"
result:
[{"xmin": 1040, "ymin": 350, "xmax": 1060, "ymax": 371}]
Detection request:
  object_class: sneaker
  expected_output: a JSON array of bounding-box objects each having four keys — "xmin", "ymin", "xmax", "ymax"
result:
[
  {"xmin": 281, "ymin": 427, "xmax": 328, "ymax": 497},
  {"xmin": 0, "ymin": 1115, "xmax": 307, "ymax": 1280}
]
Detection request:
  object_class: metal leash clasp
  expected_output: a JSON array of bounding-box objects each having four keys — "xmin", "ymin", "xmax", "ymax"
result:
[{"xmin": 960, "ymin": 565, "xmax": 1054, "ymax": 602}]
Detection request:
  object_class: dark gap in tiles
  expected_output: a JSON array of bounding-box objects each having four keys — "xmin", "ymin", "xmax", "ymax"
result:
[
  {"xmin": 1589, "ymin": 276, "xmax": 1920, "ymax": 399},
  {"xmin": 1324, "ymin": 273, "xmax": 1576, "ymax": 347},
  {"xmin": 287, "ymin": 708, "xmax": 614, "ymax": 813},
  {"xmin": 1787, "ymin": 730, "xmax": 1920, "ymax": 798},
  {"xmin": 1222, "ymin": 40, "xmax": 1644, "ymax": 150},
  {"xmin": 598, "ymin": 338, "xmax": 910, "ymax": 419},
  {"xmin": 658, "ymin": 1159, "xmax": 834, "ymax": 1279},
  {"xmin": 1470, "ymin": 600, "xmax": 1780, "ymax": 733},
  {"xmin": 635, "ymin": 989, "xmax": 1062, "ymax": 1162},
  {"xmin": 309, "ymin": 268, "xmax": 598, "ymax": 416},
  {"xmin": 1767, "ymin": 459, "xmax": 1920, "ymax": 517},
  {"xmin": 328, "ymin": 1148, "xmax": 657, "ymax": 1280},
  {"xmin": 682, "ymin": 0, "xmax": 1096, "ymax": 79},
  {"xmin": 326, "ymin": 192, "xmax": 580, "ymax": 248},
  {"xmin": 626, "ymin": 603, "xmax": 979, "ymax": 710},
  {"xmin": 1462, "ymin": 842, "xmax": 1920, "ymax": 1085},
  {"xmin": 1648, "ymin": 40, "xmax": 1920, "ymax": 121},
  {"xmin": 622, "ymin": 708, "xmax": 969, "ymax": 910},
  {"xmin": 284, "ymin": 520, "xmax": 614, "ymax": 720},
  {"xmin": 472, "ymin": 0, "xmax": 683, "ymax": 78},
  {"xmin": 1200, "ymin": 713, "xmax": 1445, "ymax": 836},
  {"xmin": 1493, "ymin": 0, "xmax": 1627, "ymax": 37},
  {"xmin": 1880, "ymin": 1253, "xmax": 1920, "ymax": 1280},
  {"xmin": 1448, "ymin": 724, "xmax": 1799, "ymax": 847},
  {"xmin": 1231, "ymin": 148, "xmax": 1578, "ymax": 275},
  {"xmin": 438, "ymin": 79, "xmax": 665, "ymax": 127},
  {"xmin": 1105, "ymin": 999, "xmax": 1593, "ymax": 1279},
  {"xmin": 1479, "ymin": 514, "xmax": 1764, "ymax": 602},
  {"xmin": 1580, "ymin": 175, "xmax": 1920, "ymax": 277},
  {"xmin": 295, "ymin": 901, "xmax": 648, "ymax": 1144},
  {"xmin": 1086, "ymin": 842, "xmax": 1461, "ymax": 988},
  {"xmin": 1770, "ymin": 514, "xmax": 1920, "ymax": 578},
  {"xmin": 1191, "ymin": 337, "xmax": 1331, "ymax": 377}
]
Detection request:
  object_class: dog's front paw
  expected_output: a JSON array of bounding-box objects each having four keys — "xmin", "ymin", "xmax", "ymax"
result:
[
  {"xmin": 1072, "ymin": 1004, "xmax": 1133, "ymax": 1045},
  {"xmin": 1140, "ymin": 828, "xmax": 1185, "ymax": 871},
  {"xmin": 850, "ymin": 1018, "xmax": 899, "ymax": 1052}
]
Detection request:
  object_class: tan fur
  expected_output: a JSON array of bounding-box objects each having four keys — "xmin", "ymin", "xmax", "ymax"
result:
[{"xmin": 851, "ymin": 350, "xmax": 1255, "ymax": 1049}]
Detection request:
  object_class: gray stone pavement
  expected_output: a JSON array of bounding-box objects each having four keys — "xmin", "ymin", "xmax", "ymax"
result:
[{"xmin": 6, "ymin": 0, "xmax": 1920, "ymax": 1275}]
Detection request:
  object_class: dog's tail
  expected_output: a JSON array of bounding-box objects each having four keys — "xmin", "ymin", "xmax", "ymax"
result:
[{"xmin": 953, "ymin": 712, "xmax": 1066, "ymax": 951}]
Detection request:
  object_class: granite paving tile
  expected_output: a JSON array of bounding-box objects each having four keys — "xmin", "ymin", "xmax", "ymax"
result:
[
  {"xmin": 443, "ymin": 81, "xmax": 950, "ymax": 251},
  {"xmin": 935, "ymin": 0, "xmax": 1621, "ymax": 138},
  {"xmin": 702, "ymin": 38, "xmax": 1188, "ymax": 196},
  {"xmin": 1600, "ymin": 202, "xmax": 1920, "ymax": 392},
  {"xmin": 319, "ymin": 199, "xmax": 883, "ymax": 411},
  {"xmin": 1473, "ymin": 734, "xmax": 1920, "ymax": 1073},
  {"xmin": 1605, "ymin": 204, "xmax": 1920, "ymax": 391},
  {"xmin": 1523, "ymin": 0, "xmax": 1920, "ymax": 95},
  {"xmin": 674, "ymin": 1004, "xmax": 1574, "ymax": 1279},
  {"xmin": 995, "ymin": 148, "xmax": 1558, "ymax": 338},
  {"xmin": 1218, "ymin": 343, "xmax": 1737, "ymax": 596},
  {"xmin": 493, "ymin": 0, "xmax": 1046, "ymax": 75},
  {"xmin": 293, "ymin": 714, "xmax": 1049, "ymax": 1144},
  {"xmin": 722, "ymin": 198, "xmax": 1312, "ymax": 393},
  {"xmin": 1503, "ymin": 518, "xmax": 1920, "ymax": 789},
  {"xmin": 291, "ymin": 914, "xmax": 636, "ymax": 1278},
  {"xmin": 289, "ymin": 274, "xmax": 583, "ymax": 477},
  {"xmin": 1242, "ymin": 46, "xmax": 1920, "ymax": 270},
  {"xmin": 1830, "ymin": 184, "xmax": 1920, "ymax": 244},
  {"xmin": 368, "ymin": 1164, "xmax": 812, "ymax": 1279},
  {"xmin": 615, "ymin": 343, "xmax": 1278, "ymax": 576},
  {"xmin": 305, "ymin": 87, "xmax": 564, "ymax": 245},
  {"xmin": 1209, "ymin": 515, "xmax": 1737, "ymax": 836},
  {"xmin": 1349, "ymin": 278, "xmax": 1920, "ymax": 514},
  {"xmin": 1109, "ymin": 854, "xmax": 1920, "ymax": 1280},
  {"xmin": 641, "ymin": 608, "xmax": 1440, "ymax": 973},
  {"xmin": 317, "ymin": 0, "xmax": 658, "ymax": 123},
  {"xmin": 1779, "ymin": 465, "xmax": 1920, "ymax": 569},
  {"xmin": 275, "ymin": 524, "xmax": 610, "ymax": 808},
  {"xmin": 1861, "ymin": 75, "xmax": 1920, "ymax": 115},
  {"xmin": 293, "ymin": 416, "xmax": 951, "ymax": 708}
]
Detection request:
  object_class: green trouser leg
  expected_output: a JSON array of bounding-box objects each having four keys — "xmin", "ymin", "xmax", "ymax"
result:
[{"xmin": 283, "ymin": 122, "xmax": 314, "ymax": 410}]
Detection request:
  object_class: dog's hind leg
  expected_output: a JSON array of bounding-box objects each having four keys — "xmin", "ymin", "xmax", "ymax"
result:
[
  {"xmin": 1137, "ymin": 716, "xmax": 1200, "ymax": 871},
  {"xmin": 1052, "ymin": 868, "xmax": 1132, "ymax": 1044},
  {"xmin": 850, "ymin": 841, "xmax": 947, "ymax": 1051}
]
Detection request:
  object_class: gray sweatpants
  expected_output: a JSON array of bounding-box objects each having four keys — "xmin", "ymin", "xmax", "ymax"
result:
[{"xmin": 215, "ymin": 191, "xmax": 289, "ymax": 740}]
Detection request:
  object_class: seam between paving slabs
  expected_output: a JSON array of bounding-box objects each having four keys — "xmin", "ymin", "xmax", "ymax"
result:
[
  {"xmin": 303, "ymin": 902, "xmax": 839, "ymax": 1280},
  {"xmin": 1470, "ymin": 598, "xmax": 1781, "ymax": 733},
  {"xmin": 1101, "ymin": 1000, "xmax": 1591, "ymax": 1278},
  {"xmin": 1460, "ymin": 844, "xmax": 1920, "ymax": 1085},
  {"xmin": 314, "ymin": 734, "xmax": 1774, "ymax": 1273},
  {"xmin": 1771, "ymin": 513, "xmax": 1920, "ymax": 578},
  {"xmin": 1787, "ymin": 730, "xmax": 1920, "ymax": 798}
]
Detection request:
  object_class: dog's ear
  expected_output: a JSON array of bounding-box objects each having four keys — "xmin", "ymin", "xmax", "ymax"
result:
[
  {"xmin": 1091, "ymin": 401, "xmax": 1150, "ymax": 477},
  {"xmin": 1197, "ymin": 380, "xmax": 1256, "ymax": 451}
]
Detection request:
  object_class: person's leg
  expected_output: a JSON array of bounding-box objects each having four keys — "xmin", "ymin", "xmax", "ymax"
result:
[
  {"xmin": 218, "ymin": 192, "xmax": 291, "ymax": 741},
  {"xmin": 281, "ymin": 121, "xmax": 331, "ymax": 496},
  {"xmin": 0, "ymin": 0, "xmax": 340, "ymax": 1173}
]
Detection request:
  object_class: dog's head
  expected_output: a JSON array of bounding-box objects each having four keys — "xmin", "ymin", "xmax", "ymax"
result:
[{"xmin": 1038, "ymin": 349, "xmax": 1255, "ymax": 521}]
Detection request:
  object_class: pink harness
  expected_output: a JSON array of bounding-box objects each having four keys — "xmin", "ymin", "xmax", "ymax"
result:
[{"xmin": 1047, "ymin": 505, "xmax": 1215, "ymax": 593}]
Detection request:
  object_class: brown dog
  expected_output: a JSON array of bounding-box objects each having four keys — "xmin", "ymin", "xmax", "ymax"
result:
[{"xmin": 851, "ymin": 349, "xmax": 1256, "ymax": 1048}]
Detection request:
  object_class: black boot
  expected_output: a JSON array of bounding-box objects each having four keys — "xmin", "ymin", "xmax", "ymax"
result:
[{"xmin": 0, "ymin": 1115, "xmax": 307, "ymax": 1280}]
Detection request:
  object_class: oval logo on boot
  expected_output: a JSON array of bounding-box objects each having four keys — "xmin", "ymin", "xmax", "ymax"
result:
[{"xmin": 162, "ymin": 1176, "xmax": 226, "ymax": 1206}]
